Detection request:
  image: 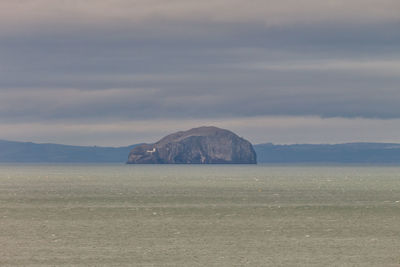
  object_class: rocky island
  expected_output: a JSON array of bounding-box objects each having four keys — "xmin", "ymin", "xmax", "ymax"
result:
[{"xmin": 127, "ymin": 126, "xmax": 257, "ymax": 164}]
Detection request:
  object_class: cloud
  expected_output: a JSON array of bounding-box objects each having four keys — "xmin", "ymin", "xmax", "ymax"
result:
[
  {"xmin": 0, "ymin": 0, "xmax": 399, "ymax": 32},
  {"xmin": 0, "ymin": 1, "xmax": 400, "ymax": 144},
  {"xmin": 0, "ymin": 67, "xmax": 399, "ymax": 125},
  {"xmin": 2, "ymin": 116, "xmax": 400, "ymax": 146},
  {"xmin": 238, "ymin": 59, "xmax": 400, "ymax": 76}
]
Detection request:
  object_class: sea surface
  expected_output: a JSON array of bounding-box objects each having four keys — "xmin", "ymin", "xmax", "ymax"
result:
[{"xmin": 0, "ymin": 164, "xmax": 400, "ymax": 266}]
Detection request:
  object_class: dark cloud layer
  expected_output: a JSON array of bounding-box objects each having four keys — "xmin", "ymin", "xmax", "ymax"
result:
[{"xmin": 0, "ymin": 1, "xmax": 400, "ymax": 144}]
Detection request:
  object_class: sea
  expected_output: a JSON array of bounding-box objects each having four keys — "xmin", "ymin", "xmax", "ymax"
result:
[{"xmin": 1, "ymin": 164, "xmax": 399, "ymax": 266}]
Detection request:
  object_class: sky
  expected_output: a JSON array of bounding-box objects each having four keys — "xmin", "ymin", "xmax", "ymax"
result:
[{"xmin": 0, "ymin": 0, "xmax": 400, "ymax": 146}]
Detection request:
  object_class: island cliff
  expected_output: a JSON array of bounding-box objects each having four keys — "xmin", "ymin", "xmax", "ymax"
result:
[{"xmin": 127, "ymin": 126, "xmax": 257, "ymax": 164}]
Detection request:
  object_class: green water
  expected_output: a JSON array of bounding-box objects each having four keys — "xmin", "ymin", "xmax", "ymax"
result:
[{"xmin": 1, "ymin": 164, "xmax": 400, "ymax": 266}]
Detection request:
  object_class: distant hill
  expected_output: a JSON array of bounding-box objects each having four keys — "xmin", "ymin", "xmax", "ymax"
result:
[
  {"xmin": 0, "ymin": 140, "xmax": 136, "ymax": 163},
  {"xmin": 254, "ymin": 143, "xmax": 400, "ymax": 164},
  {"xmin": 2, "ymin": 139, "xmax": 400, "ymax": 163}
]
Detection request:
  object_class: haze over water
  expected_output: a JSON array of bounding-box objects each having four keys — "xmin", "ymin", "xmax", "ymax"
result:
[{"xmin": 1, "ymin": 164, "xmax": 400, "ymax": 266}]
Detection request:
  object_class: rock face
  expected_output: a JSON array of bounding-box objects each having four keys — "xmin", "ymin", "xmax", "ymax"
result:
[{"xmin": 127, "ymin": 126, "xmax": 257, "ymax": 164}]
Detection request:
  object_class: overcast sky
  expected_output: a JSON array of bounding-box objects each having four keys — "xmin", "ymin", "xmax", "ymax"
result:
[{"xmin": 1, "ymin": 0, "xmax": 400, "ymax": 146}]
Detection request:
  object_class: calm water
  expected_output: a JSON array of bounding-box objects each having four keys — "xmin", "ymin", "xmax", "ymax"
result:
[{"xmin": 1, "ymin": 164, "xmax": 400, "ymax": 266}]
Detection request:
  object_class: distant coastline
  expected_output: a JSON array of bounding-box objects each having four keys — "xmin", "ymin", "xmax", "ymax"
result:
[{"xmin": 2, "ymin": 139, "xmax": 400, "ymax": 164}]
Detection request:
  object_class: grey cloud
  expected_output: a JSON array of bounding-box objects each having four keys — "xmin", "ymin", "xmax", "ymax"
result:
[
  {"xmin": 1, "ymin": 28, "xmax": 400, "ymax": 121},
  {"xmin": 3, "ymin": 116, "xmax": 400, "ymax": 146},
  {"xmin": 0, "ymin": 0, "xmax": 399, "ymax": 32},
  {"xmin": 1, "ymin": 64, "xmax": 399, "ymax": 123},
  {"xmin": 0, "ymin": 0, "xmax": 400, "ymax": 146}
]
